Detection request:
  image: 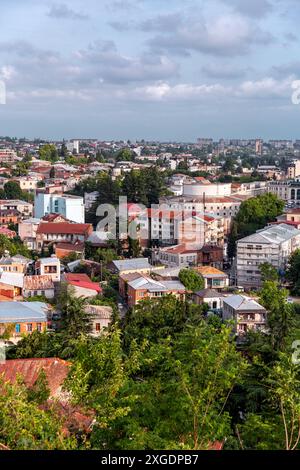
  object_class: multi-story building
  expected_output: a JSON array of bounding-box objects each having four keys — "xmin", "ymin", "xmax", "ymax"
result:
[
  {"xmin": 287, "ymin": 160, "xmax": 300, "ymax": 179},
  {"xmin": 236, "ymin": 223, "xmax": 300, "ymax": 288},
  {"xmin": 0, "ymin": 254, "xmax": 31, "ymax": 274},
  {"xmin": 36, "ymin": 222, "xmax": 93, "ymax": 251},
  {"xmin": 34, "ymin": 191, "xmax": 84, "ymax": 223},
  {"xmin": 155, "ymin": 244, "xmax": 201, "ymax": 268},
  {"xmin": 159, "ymin": 195, "xmax": 243, "ymax": 236},
  {"xmin": 0, "ymin": 148, "xmax": 18, "ymax": 163},
  {"xmin": 35, "ymin": 256, "xmax": 61, "ymax": 282},
  {"xmin": 0, "ymin": 200, "xmax": 33, "ymax": 218},
  {"xmin": 223, "ymin": 295, "xmax": 267, "ymax": 337},
  {"xmin": 268, "ymin": 180, "xmax": 300, "ymax": 202},
  {"xmin": 0, "ymin": 209, "xmax": 20, "ymax": 226}
]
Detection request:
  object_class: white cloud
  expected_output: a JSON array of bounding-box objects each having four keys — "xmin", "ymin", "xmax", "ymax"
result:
[{"xmin": 149, "ymin": 12, "xmax": 273, "ymax": 57}]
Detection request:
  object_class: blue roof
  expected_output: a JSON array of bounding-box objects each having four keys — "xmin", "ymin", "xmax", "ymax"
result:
[{"xmin": 0, "ymin": 302, "xmax": 48, "ymax": 323}]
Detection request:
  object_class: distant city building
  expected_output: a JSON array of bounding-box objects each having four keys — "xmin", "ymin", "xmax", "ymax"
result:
[
  {"xmin": 0, "ymin": 148, "xmax": 18, "ymax": 163},
  {"xmin": 35, "ymin": 191, "xmax": 84, "ymax": 223},
  {"xmin": 287, "ymin": 160, "xmax": 300, "ymax": 179}
]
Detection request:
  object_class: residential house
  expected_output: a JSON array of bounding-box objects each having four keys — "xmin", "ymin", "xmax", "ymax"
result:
[
  {"xmin": 35, "ymin": 256, "xmax": 61, "ymax": 282},
  {"xmin": 18, "ymin": 217, "xmax": 41, "ymax": 250},
  {"xmin": 63, "ymin": 273, "xmax": 102, "ymax": 298},
  {"xmin": 0, "ymin": 254, "xmax": 31, "ymax": 274},
  {"xmin": 0, "ymin": 209, "xmax": 20, "ymax": 226},
  {"xmin": 112, "ymin": 258, "xmax": 153, "ymax": 275},
  {"xmin": 0, "ymin": 272, "xmax": 24, "ymax": 298},
  {"xmin": 155, "ymin": 244, "xmax": 201, "ymax": 268},
  {"xmin": 120, "ymin": 272, "xmax": 185, "ymax": 308},
  {"xmin": 197, "ymin": 245, "xmax": 223, "ymax": 269},
  {"xmin": 193, "ymin": 266, "xmax": 229, "ymax": 290},
  {"xmin": 36, "ymin": 222, "xmax": 93, "ymax": 251},
  {"xmin": 222, "ymin": 295, "xmax": 267, "ymax": 337},
  {"xmin": 85, "ymin": 304, "xmax": 113, "ymax": 336},
  {"xmin": 55, "ymin": 241, "xmax": 85, "ymax": 259},
  {"xmin": 0, "ymin": 227, "xmax": 16, "ymax": 238},
  {"xmin": 0, "ymin": 200, "xmax": 33, "ymax": 218},
  {"xmin": 0, "ymin": 301, "xmax": 48, "ymax": 343},
  {"xmin": 23, "ymin": 275, "xmax": 55, "ymax": 299},
  {"xmin": 193, "ymin": 289, "xmax": 225, "ymax": 310}
]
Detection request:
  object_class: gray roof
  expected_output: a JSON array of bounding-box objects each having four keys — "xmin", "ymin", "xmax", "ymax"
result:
[
  {"xmin": 127, "ymin": 275, "xmax": 185, "ymax": 292},
  {"xmin": 0, "ymin": 301, "xmax": 48, "ymax": 323},
  {"xmin": 112, "ymin": 258, "xmax": 151, "ymax": 272},
  {"xmin": 238, "ymin": 223, "xmax": 300, "ymax": 245},
  {"xmin": 223, "ymin": 295, "xmax": 265, "ymax": 311},
  {"xmin": 195, "ymin": 289, "xmax": 225, "ymax": 299}
]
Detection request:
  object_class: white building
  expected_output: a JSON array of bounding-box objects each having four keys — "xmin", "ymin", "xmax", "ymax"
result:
[
  {"xmin": 268, "ymin": 179, "xmax": 300, "ymax": 202},
  {"xmin": 66, "ymin": 140, "xmax": 79, "ymax": 154},
  {"xmin": 236, "ymin": 223, "xmax": 300, "ymax": 288},
  {"xmin": 34, "ymin": 192, "xmax": 84, "ymax": 223},
  {"xmin": 182, "ymin": 180, "xmax": 231, "ymax": 197}
]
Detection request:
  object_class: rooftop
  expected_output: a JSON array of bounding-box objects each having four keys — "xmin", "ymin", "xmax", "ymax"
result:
[
  {"xmin": 37, "ymin": 222, "xmax": 92, "ymax": 235},
  {"xmin": 194, "ymin": 266, "xmax": 228, "ymax": 278},
  {"xmin": 112, "ymin": 258, "xmax": 152, "ymax": 272},
  {"xmin": 64, "ymin": 273, "xmax": 101, "ymax": 293},
  {"xmin": 224, "ymin": 295, "xmax": 266, "ymax": 312},
  {"xmin": 238, "ymin": 223, "xmax": 300, "ymax": 245},
  {"xmin": 24, "ymin": 275, "xmax": 54, "ymax": 291},
  {"xmin": 0, "ymin": 358, "xmax": 70, "ymax": 397},
  {"xmin": 0, "ymin": 301, "xmax": 48, "ymax": 323},
  {"xmin": 195, "ymin": 289, "xmax": 225, "ymax": 298}
]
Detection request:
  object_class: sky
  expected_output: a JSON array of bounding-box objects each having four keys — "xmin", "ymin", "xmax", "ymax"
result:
[{"xmin": 1, "ymin": 0, "xmax": 300, "ymax": 141}]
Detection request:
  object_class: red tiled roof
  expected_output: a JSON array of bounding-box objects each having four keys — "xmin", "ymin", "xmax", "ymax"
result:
[
  {"xmin": 37, "ymin": 222, "xmax": 92, "ymax": 235},
  {"xmin": 64, "ymin": 273, "xmax": 102, "ymax": 293},
  {"xmin": 0, "ymin": 358, "xmax": 70, "ymax": 397}
]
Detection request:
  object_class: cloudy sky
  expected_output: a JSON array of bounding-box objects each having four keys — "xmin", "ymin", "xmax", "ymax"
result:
[{"xmin": 1, "ymin": 0, "xmax": 300, "ymax": 140}]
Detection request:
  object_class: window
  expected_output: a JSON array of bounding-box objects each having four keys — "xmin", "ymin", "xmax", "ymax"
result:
[
  {"xmin": 95, "ymin": 323, "xmax": 101, "ymax": 332},
  {"xmin": 27, "ymin": 323, "xmax": 33, "ymax": 332},
  {"xmin": 37, "ymin": 323, "xmax": 42, "ymax": 332},
  {"xmin": 15, "ymin": 324, "xmax": 20, "ymax": 333}
]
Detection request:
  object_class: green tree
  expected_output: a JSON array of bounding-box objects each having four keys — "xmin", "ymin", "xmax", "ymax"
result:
[
  {"xmin": 39, "ymin": 144, "xmax": 59, "ymax": 163},
  {"xmin": 66, "ymin": 322, "xmax": 246, "ymax": 450},
  {"xmin": 179, "ymin": 269, "xmax": 204, "ymax": 292},
  {"xmin": 123, "ymin": 295, "xmax": 203, "ymax": 347},
  {"xmin": 259, "ymin": 262, "xmax": 279, "ymax": 282},
  {"xmin": 3, "ymin": 181, "xmax": 23, "ymax": 200},
  {"xmin": 0, "ymin": 378, "xmax": 75, "ymax": 449},
  {"xmin": 286, "ymin": 249, "xmax": 300, "ymax": 295},
  {"xmin": 116, "ymin": 148, "xmax": 133, "ymax": 162},
  {"xmin": 259, "ymin": 281, "xmax": 295, "ymax": 351}
]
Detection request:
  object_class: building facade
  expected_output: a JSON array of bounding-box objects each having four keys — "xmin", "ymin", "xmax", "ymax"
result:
[{"xmin": 236, "ymin": 223, "xmax": 300, "ymax": 288}]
